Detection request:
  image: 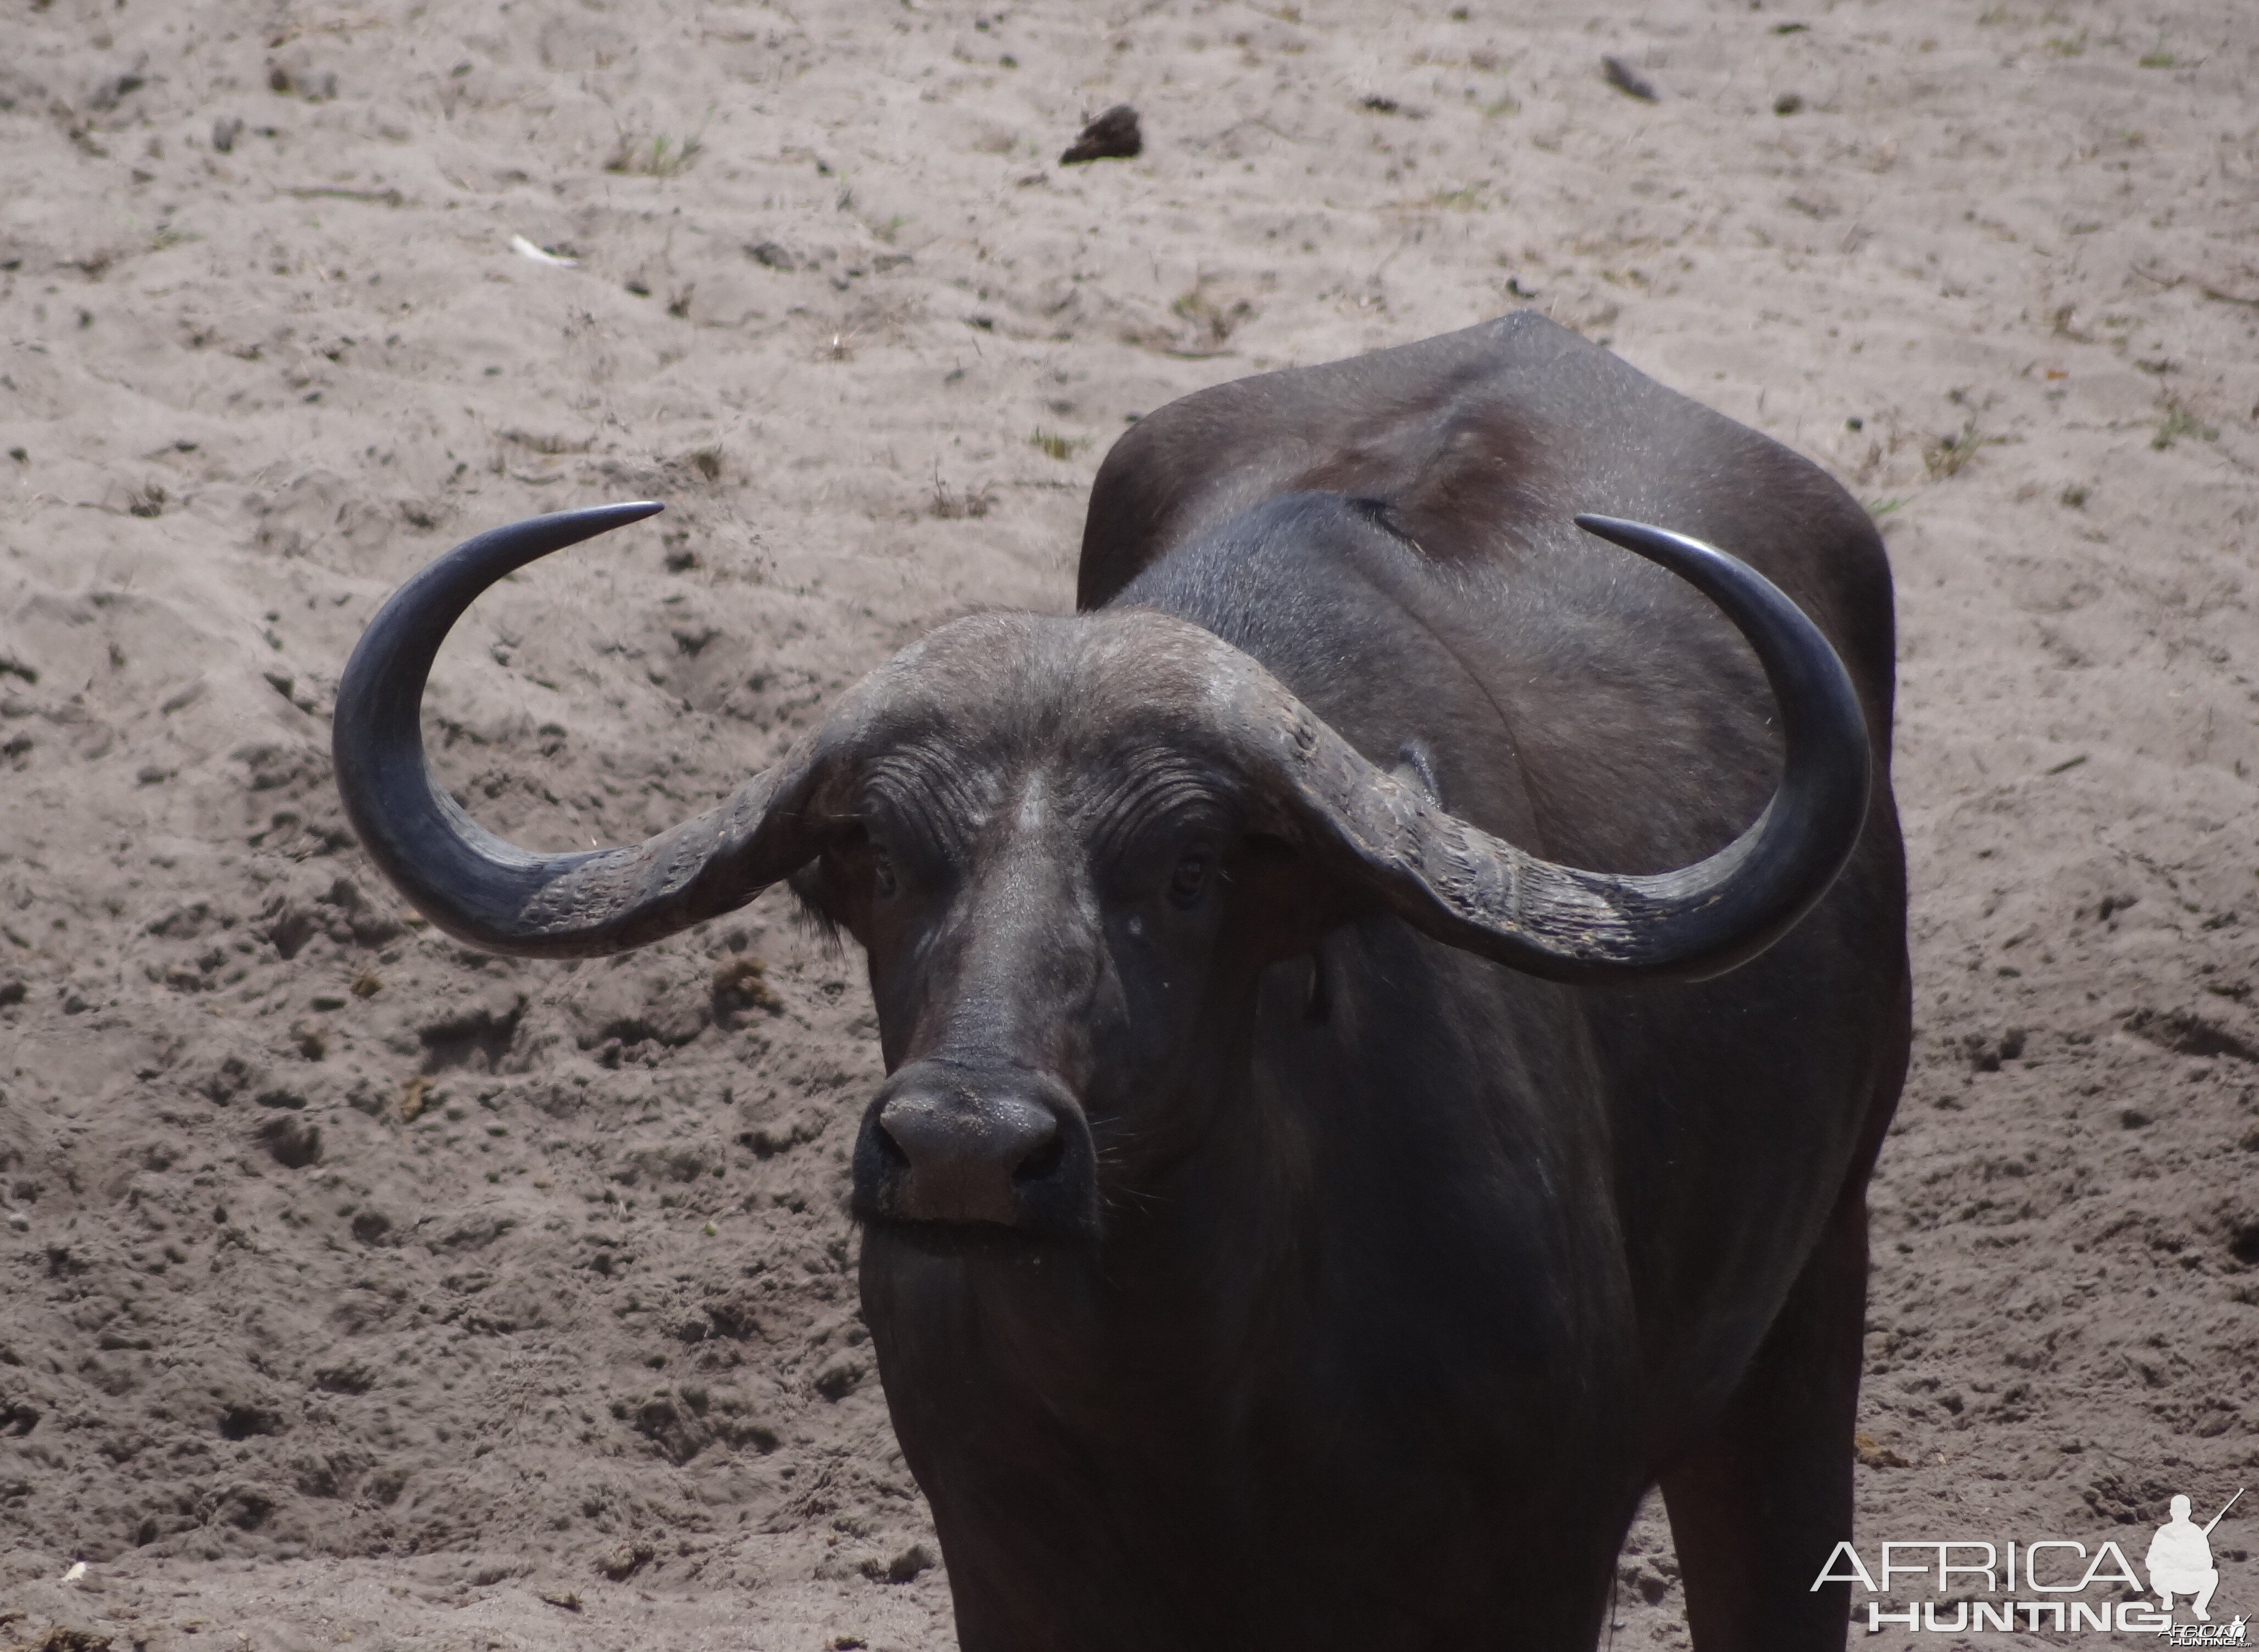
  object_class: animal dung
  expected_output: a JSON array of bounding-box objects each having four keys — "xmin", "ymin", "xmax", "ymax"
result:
[
  {"xmin": 1601, "ymin": 55, "xmax": 1659, "ymax": 102},
  {"xmin": 595, "ymin": 1539, "xmax": 654, "ymax": 1581},
  {"xmin": 1060, "ymin": 104, "xmax": 1143, "ymax": 165}
]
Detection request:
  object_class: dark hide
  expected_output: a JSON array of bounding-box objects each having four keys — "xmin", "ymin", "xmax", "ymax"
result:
[
  {"xmin": 332, "ymin": 311, "xmax": 1907, "ymax": 1651},
  {"xmin": 840, "ymin": 314, "xmax": 1909, "ymax": 1651}
]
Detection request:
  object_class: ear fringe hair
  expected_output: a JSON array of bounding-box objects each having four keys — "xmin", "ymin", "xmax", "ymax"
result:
[{"xmin": 785, "ymin": 866, "xmax": 849, "ymax": 959}]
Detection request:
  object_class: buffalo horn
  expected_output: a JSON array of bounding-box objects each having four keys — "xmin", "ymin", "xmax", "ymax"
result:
[
  {"xmin": 1222, "ymin": 514, "xmax": 1871, "ymax": 984},
  {"xmin": 331, "ymin": 503, "xmax": 856, "ymax": 957}
]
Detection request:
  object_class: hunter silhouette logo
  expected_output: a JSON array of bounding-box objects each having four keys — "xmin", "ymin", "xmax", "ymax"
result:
[
  {"xmin": 1812, "ymin": 1487, "xmax": 2247, "ymax": 1638},
  {"xmin": 2148, "ymin": 1490, "xmax": 2238, "ymax": 1622}
]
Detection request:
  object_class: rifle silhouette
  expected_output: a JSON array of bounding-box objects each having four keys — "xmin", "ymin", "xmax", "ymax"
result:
[{"xmin": 2203, "ymin": 1488, "xmax": 2244, "ymax": 1538}]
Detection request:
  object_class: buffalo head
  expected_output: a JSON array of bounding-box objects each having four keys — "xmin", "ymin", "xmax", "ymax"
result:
[{"xmin": 331, "ymin": 502, "xmax": 1867, "ymax": 1246}]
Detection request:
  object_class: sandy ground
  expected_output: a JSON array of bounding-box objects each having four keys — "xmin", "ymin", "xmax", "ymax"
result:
[{"xmin": 2, "ymin": 0, "xmax": 2256, "ymax": 1645}]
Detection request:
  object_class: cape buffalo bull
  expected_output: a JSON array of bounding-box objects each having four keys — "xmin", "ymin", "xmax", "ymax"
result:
[{"xmin": 334, "ymin": 313, "xmax": 1908, "ymax": 1651}]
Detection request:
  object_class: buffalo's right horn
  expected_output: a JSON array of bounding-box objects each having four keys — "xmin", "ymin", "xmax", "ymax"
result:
[
  {"xmin": 1215, "ymin": 515, "xmax": 1872, "ymax": 985},
  {"xmin": 332, "ymin": 503, "xmax": 857, "ymax": 957}
]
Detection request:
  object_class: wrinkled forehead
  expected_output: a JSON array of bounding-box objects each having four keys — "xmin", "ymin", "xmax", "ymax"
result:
[
  {"xmin": 862, "ymin": 608, "xmax": 1240, "ymax": 752},
  {"xmin": 838, "ymin": 609, "xmax": 1250, "ymax": 824}
]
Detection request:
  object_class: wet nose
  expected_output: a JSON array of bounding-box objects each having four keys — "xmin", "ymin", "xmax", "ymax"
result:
[
  {"xmin": 879, "ymin": 1086, "xmax": 1059, "ymax": 1222},
  {"xmin": 852, "ymin": 1065, "xmax": 1095, "ymax": 1237}
]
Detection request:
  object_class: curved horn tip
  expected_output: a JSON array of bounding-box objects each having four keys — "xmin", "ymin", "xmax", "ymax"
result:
[
  {"xmin": 502, "ymin": 499, "xmax": 667, "ymax": 546},
  {"xmin": 416, "ymin": 500, "xmax": 668, "ymax": 592},
  {"xmin": 555, "ymin": 499, "xmax": 665, "ymax": 534},
  {"xmin": 1572, "ymin": 513, "xmax": 1719, "ymax": 573},
  {"xmin": 1573, "ymin": 512, "xmax": 1641, "ymax": 540}
]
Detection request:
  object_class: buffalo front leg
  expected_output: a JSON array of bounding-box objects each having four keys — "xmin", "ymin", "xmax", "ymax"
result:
[{"xmin": 1659, "ymin": 1187, "xmax": 1870, "ymax": 1651}]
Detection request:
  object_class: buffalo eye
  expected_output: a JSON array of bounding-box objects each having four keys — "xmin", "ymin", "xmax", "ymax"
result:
[
  {"xmin": 1169, "ymin": 846, "xmax": 1214, "ymax": 907},
  {"xmin": 869, "ymin": 842, "xmax": 897, "ymax": 900}
]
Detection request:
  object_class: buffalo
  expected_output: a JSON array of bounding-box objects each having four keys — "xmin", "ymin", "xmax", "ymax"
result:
[{"xmin": 334, "ymin": 313, "xmax": 1908, "ymax": 1650}]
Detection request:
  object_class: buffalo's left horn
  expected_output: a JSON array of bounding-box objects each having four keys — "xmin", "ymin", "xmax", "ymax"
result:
[
  {"xmin": 332, "ymin": 503, "xmax": 855, "ymax": 957},
  {"xmin": 1220, "ymin": 515, "xmax": 1872, "ymax": 984}
]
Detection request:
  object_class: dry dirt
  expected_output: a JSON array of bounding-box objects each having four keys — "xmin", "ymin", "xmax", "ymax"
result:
[{"xmin": 2, "ymin": 0, "xmax": 2256, "ymax": 1647}]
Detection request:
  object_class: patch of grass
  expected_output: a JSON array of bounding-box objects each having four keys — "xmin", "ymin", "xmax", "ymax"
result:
[
  {"xmin": 2044, "ymin": 30, "xmax": 2086, "ymax": 56},
  {"xmin": 712, "ymin": 957, "xmax": 782, "ymax": 1016},
  {"xmin": 1480, "ymin": 95, "xmax": 1520, "ymax": 118},
  {"xmin": 503, "ymin": 429, "xmax": 591, "ymax": 456},
  {"xmin": 2136, "ymin": 38, "xmax": 2175, "ymax": 68},
  {"xmin": 1029, "ymin": 429, "xmax": 1089, "ymax": 462},
  {"xmin": 1922, "ymin": 418, "xmax": 1995, "ymax": 480},
  {"xmin": 1170, "ymin": 282, "xmax": 1254, "ymax": 348},
  {"xmin": 930, "ymin": 473, "xmax": 994, "ymax": 520},
  {"xmin": 2058, "ymin": 483, "xmax": 2090, "ymax": 508},
  {"xmin": 1427, "ymin": 184, "xmax": 1486, "ymax": 211},
  {"xmin": 2151, "ymin": 401, "xmax": 2216, "ymax": 450},
  {"xmin": 606, "ymin": 132, "xmax": 702, "ymax": 177},
  {"xmin": 1864, "ymin": 496, "xmax": 1907, "ymax": 520},
  {"xmin": 1853, "ymin": 1430, "xmax": 1912, "ymax": 1468}
]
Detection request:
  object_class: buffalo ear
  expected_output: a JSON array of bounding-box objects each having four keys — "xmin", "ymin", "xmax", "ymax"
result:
[
  {"xmin": 1230, "ymin": 831, "xmax": 1361, "ymax": 962},
  {"xmin": 786, "ymin": 858, "xmax": 853, "ymax": 953}
]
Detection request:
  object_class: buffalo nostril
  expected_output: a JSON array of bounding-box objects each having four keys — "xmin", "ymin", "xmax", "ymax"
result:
[
  {"xmin": 873, "ymin": 1088, "xmax": 1061, "ymax": 1226},
  {"xmin": 868, "ymin": 1117, "xmax": 912, "ymax": 1171},
  {"xmin": 1011, "ymin": 1129, "xmax": 1065, "ymax": 1187},
  {"xmin": 855, "ymin": 1071, "xmax": 1099, "ymax": 1239}
]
